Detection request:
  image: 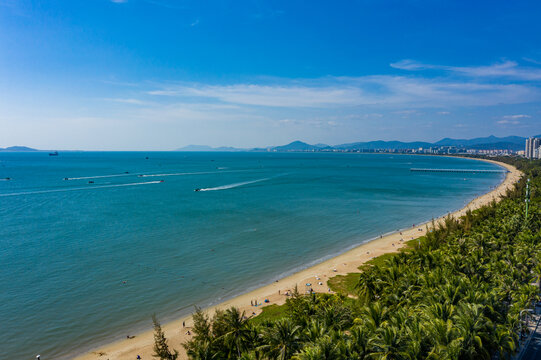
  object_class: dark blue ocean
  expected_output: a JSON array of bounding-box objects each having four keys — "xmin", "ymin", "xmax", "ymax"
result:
[{"xmin": 0, "ymin": 152, "xmax": 505, "ymax": 359}]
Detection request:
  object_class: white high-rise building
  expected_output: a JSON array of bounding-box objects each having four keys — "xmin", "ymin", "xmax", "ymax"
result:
[
  {"xmin": 525, "ymin": 137, "xmax": 540, "ymax": 159},
  {"xmin": 534, "ymin": 146, "xmax": 541, "ymax": 159}
]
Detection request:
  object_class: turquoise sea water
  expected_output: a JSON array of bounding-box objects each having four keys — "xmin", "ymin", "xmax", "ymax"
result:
[{"xmin": 0, "ymin": 152, "xmax": 505, "ymax": 359}]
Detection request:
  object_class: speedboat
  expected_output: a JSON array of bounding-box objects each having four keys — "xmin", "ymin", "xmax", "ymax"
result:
[
  {"xmin": 194, "ymin": 188, "xmax": 201, "ymax": 192},
  {"xmin": 49, "ymin": 151, "xmax": 58, "ymax": 156}
]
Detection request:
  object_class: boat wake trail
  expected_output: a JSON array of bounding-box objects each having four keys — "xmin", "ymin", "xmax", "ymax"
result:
[
  {"xmin": 64, "ymin": 173, "xmax": 134, "ymax": 180},
  {"xmin": 199, "ymin": 178, "xmax": 270, "ymax": 192},
  {"xmin": 65, "ymin": 169, "xmax": 246, "ymax": 180},
  {"xmin": 139, "ymin": 170, "xmax": 247, "ymax": 178},
  {"xmin": 0, "ymin": 181, "xmax": 163, "ymax": 197}
]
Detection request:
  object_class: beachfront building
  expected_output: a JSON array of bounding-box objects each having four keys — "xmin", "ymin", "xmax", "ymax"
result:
[
  {"xmin": 525, "ymin": 137, "xmax": 541, "ymax": 159},
  {"xmin": 535, "ymin": 147, "xmax": 541, "ymax": 160}
]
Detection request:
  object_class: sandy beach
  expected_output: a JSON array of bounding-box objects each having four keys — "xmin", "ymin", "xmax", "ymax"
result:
[{"xmin": 73, "ymin": 158, "xmax": 521, "ymax": 360}]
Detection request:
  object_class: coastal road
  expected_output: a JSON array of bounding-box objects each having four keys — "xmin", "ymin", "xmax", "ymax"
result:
[{"xmin": 522, "ymin": 318, "xmax": 541, "ymax": 360}]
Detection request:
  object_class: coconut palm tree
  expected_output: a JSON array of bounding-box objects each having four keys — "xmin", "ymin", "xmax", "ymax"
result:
[
  {"xmin": 259, "ymin": 319, "xmax": 302, "ymax": 360},
  {"xmin": 217, "ymin": 307, "xmax": 251, "ymax": 359}
]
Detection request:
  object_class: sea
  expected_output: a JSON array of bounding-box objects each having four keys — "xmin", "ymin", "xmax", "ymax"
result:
[{"xmin": 0, "ymin": 152, "xmax": 506, "ymax": 359}]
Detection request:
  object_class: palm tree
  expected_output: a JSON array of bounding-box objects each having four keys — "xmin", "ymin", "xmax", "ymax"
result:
[
  {"xmin": 369, "ymin": 325, "xmax": 406, "ymax": 360},
  {"xmin": 360, "ymin": 302, "xmax": 388, "ymax": 331},
  {"xmin": 303, "ymin": 320, "xmax": 326, "ymax": 343},
  {"xmin": 218, "ymin": 307, "xmax": 251, "ymax": 359},
  {"xmin": 347, "ymin": 326, "xmax": 370, "ymax": 359},
  {"xmin": 315, "ymin": 303, "xmax": 353, "ymax": 331},
  {"xmin": 259, "ymin": 318, "xmax": 302, "ymax": 360},
  {"xmin": 452, "ymin": 303, "xmax": 492, "ymax": 360},
  {"xmin": 492, "ymin": 325, "xmax": 516, "ymax": 360},
  {"xmin": 185, "ymin": 340, "xmax": 217, "ymax": 360},
  {"xmin": 293, "ymin": 335, "xmax": 342, "ymax": 360}
]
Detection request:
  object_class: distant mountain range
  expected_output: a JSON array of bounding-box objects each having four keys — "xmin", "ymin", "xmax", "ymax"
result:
[
  {"xmin": 271, "ymin": 141, "xmax": 331, "ymax": 152},
  {"xmin": 175, "ymin": 145, "xmax": 246, "ymax": 152},
  {"xmin": 434, "ymin": 135, "xmax": 528, "ymax": 148},
  {"xmin": 333, "ymin": 140, "xmax": 433, "ymax": 150},
  {"xmin": 177, "ymin": 135, "xmax": 540, "ymax": 152},
  {"xmin": 3, "ymin": 135, "xmax": 539, "ymax": 153}
]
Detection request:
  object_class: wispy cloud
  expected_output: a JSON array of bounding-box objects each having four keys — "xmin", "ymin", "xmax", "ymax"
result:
[
  {"xmin": 523, "ymin": 57, "xmax": 541, "ymax": 66},
  {"xmin": 391, "ymin": 60, "xmax": 541, "ymax": 81},
  {"xmin": 146, "ymin": 75, "xmax": 541, "ymax": 108},
  {"xmin": 497, "ymin": 119, "xmax": 520, "ymax": 125},
  {"xmin": 276, "ymin": 118, "xmax": 339, "ymax": 129},
  {"xmin": 148, "ymin": 84, "xmax": 366, "ymax": 107},
  {"xmin": 497, "ymin": 114, "xmax": 531, "ymax": 125},
  {"xmin": 103, "ymin": 98, "xmax": 148, "ymax": 105},
  {"xmin": 502, "ymin": 114, "xmax": 531, "ymax": 119}
]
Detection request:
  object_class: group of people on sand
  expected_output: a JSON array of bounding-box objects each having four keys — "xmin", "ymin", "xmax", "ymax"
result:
[{"xmin": 183, "ymin": 321, "xmax": 191, "ymax": 335}]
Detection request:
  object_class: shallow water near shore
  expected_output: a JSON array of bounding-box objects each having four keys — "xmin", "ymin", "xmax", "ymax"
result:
[{"xmin": 0, "ymin": 152, "xmax": 504, "ymax": 359}]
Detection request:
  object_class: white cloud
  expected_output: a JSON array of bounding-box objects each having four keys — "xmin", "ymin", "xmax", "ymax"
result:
[
  {"xmin": 390, "ymin": 59, "xmax": 429, "ymax": 71},
  {"xmin": 497, "ymin": 119, "xmax": 520, "ymax": 125},
  {"xmin": 393, "ymin": 110, "xmax": 418, "ymax": 115},
  {"xmin": 146, "ymin": 75, "xmax": 541, "ymax": 109},
  {"xmin": 103, "ymin": 98, "xmax": 147, "ymax": 105},
  {"xmin": 437, "ymin": 111, "xmax": 450, "ymax": 115},
  {"xmin": 149, "ymin": 84, "xmax": 366, "ymax": 107},
  {"xmin": 391, "ymin": 60, "xmax": 541, "ymax": 81},
  {"xmin": 502, "ymin": 114, "xmax": 530, "ymax": 119},
  {"xmin": 497, "ymin": 115, "xmax": 531, "ymax": 125}
]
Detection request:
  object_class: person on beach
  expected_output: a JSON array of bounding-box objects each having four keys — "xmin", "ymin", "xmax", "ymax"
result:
[
  {"xmin": 182, "ymin": 321, "xmax": 185, "ymax": 328},
  {"xmin": 36, "ymin": 355, "xmax": 41, "ymax": 360}
]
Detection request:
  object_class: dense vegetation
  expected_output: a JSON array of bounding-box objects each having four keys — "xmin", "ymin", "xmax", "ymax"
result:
[{"xmin": 154, "ymin": 157, "xmax": 541, "ymax": 360}]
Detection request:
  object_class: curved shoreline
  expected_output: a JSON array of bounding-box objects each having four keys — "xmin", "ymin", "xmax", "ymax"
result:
[{"xmin": 73, "ymin": 158, "xmax": 522, "ymax": 360}]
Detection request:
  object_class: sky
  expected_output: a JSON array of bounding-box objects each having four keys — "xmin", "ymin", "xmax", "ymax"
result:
[{"xmin": 1, "ymin": 0, "xmax": 541, "ymax": 150}]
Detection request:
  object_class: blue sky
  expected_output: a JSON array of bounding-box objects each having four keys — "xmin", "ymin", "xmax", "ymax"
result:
[{"xmin": 1, "ymin": 0, "xmax": 541, "ymax": 150}]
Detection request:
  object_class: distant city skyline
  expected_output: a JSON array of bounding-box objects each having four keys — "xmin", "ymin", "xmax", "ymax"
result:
[{"xmin": 2, "ymin": 0, "xmax": 541, "ymax": 150}]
